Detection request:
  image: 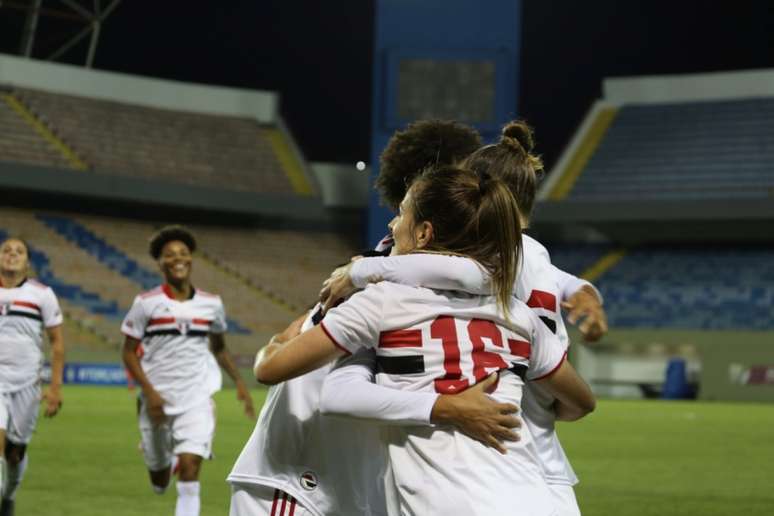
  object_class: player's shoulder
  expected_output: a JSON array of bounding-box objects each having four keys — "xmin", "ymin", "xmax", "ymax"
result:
[
  {"xmin": 522, "ymin": 234, "xmax": 550, "ymax": 259},
  {"xmin": 139, "ymin": 285, "xmax": 165, "ymax": 299},
  {"xmin": 26, "ymin": 278, "xmax": 50, "ymax": 290},
  {"xmin": 195, "ymin": 288, "xmax": 220, "ymax": 300}
]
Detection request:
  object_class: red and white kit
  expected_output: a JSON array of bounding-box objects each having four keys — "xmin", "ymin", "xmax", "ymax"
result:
[
  {"xmin": 121, "ymin": 284, "xmax": 226, "ymax": 468},
  {"xmin": 321, "ymin": 281, "xmax": 565, "ymax": 516},
  {"xmin": 0, "ymin": 278, "xmax": 62, "ymax": 443}
]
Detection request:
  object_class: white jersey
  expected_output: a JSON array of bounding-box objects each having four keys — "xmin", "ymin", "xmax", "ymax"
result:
[
  {"xmin": 0, "ymin": 278, "xmax": 62, "ymax": 393},
  {"xmin": 348, "ymin": 234, "xmax": 587, "ymax": 485},
  {"xmin": 321, "ymin": 282, "xmax": 565, "ymax": 516},
  {"xmin": 228, "ymin": 310, "xmax": 388, "ymax": 516},
  {"xmin": 121, "ymin": 284, "xmax": 226, "ymax": 415}
]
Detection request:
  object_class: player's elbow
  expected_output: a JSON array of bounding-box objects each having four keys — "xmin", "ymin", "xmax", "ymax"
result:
[{"xmin": 254, "ymin": 363, "xmax": 281, "ymax": 386}]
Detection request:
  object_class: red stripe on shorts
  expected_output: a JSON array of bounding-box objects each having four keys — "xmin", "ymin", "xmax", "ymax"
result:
[
  {"xmin": 270, "ymin": 489, "xmax": 280, "ymax": 516},
  {"xmin": 278, "ymin": 492, "xmax": 288, "ymax": 515},
  {"xmin": 289, "ymin": 496, "xmax": 297, "ymax": 516}
]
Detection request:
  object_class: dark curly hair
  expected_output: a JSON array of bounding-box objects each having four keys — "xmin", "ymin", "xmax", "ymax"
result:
[
  {"xmin": 149, "ymin": 225, "xmax": 197, "ymax": 259},
  {"xmin": 376, "ymin": 119, "xmax": 481, "ymax": 210}
]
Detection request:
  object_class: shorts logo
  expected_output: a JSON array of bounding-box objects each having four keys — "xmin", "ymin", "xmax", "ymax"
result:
[{"xmin": 300, "ymin": 471, "xmax": 318, "ymax": 491}]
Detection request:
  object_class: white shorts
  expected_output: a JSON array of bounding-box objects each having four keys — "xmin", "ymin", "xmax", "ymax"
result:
[
  {"xmin": 0, "ymin": 383, "xmax": 41, "ymax": 445},
  {"xmin": 548, "ymin": 484, "xmax": 581, "ymax": 516},
  {"xmin": 230, "ymin": 483, "xmax": 309, "ymax": 516},
  {"xmin": 138, "ymin": 397, "xmax": 215, "ymax": 471}
]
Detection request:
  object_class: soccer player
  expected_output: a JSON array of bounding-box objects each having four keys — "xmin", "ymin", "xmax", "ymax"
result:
[
  {"xmin": 121, "ymin": 225, "xmax": 255, "ymax": 516},
  {"xmin": 319, "ymin": 121, "xmax": 603, "ymax": 515},
  {"xmin": 227, "ymin": 121, "xmax": 518, "ymax": 516},
  {"xmin": 255, "ymin": 165, "xmax": 596, "ymax": 515},
  {"xmin": 0, "ymin": 237, "xmax": 65, "ymax": 516}
]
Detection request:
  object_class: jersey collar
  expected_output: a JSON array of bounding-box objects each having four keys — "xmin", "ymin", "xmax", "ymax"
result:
[
  {"xmin": 162, "ymin": 283, "xmax": 196, "ymax": 301},
  {"xmin": 0, "ymin": 277, "xmax": 27, "ymax": 289}
]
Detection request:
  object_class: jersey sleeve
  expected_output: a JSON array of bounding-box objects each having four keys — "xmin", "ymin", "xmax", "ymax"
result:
[
  {"xmin": 121, "ymin": 295, "xmax": 147, "ymax": 340},
  {"xmin": 349, "ymin": 254, "xmax": 491, "ymax": 294},
  {"xmin": 41, "ymin": 287, "xmax": 63, "ymax": 328},
  {"xmin": 552, "ymin": 265, "xmax": 604, "ymax": 304},
  {"xmin": 319, "ymin": 348, "xmax": 438, "ymax": 425},
  {"xmin": 210, "ymin": 297, "xmax": 228, "ymax": 334},
  {"xmin": 319, "ymin": 284, "xmax": 385, "ymax": 354},
  {"xmin": 525, "ymin": 309, "xmax": 567, "ymax": 381}
]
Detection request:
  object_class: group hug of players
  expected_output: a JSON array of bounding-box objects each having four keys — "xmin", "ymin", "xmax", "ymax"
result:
[{"xmin": 0, "ymin": 118, "xmax": 607, "ymax": 516}]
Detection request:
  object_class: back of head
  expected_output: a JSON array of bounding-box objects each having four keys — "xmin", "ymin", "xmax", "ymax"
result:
[
  {"xmin": 410, "ymin": 165, "xmax": 522, "ymax": 315},
  {"xmin": 461, "ymin": 120, "xmax": 543, "ymax": 223},
  {"xmin": 377, "ymin": 119, "xmax": 482, "ymax": 210}
]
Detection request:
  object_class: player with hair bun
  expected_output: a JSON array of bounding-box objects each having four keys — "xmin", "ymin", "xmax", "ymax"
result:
[
  {"xmin": 255, "ymin": 164, "xmax": 595, "ymax": 516},
  {"xmin": 320, "ymin": 120, "xmax": 605, "ymax": 516},
  {"xmin": 0, "ymin": 237, "xmax": 64, "ymax": 516},
  {"xmin": 121, "ymin": 225, "xmax": 254, "ymax": 516}
]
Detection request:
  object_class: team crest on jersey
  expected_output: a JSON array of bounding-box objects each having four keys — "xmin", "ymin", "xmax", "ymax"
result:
[
  {"xmin": 0, "ymin": 303, "xmax": 8, "ymax": 316},
  {"xmin": 177, "ymin": 321, "xmax": 190, "ymax": 335},
  {"xmin": 299, "ymin": 471, "xmax": 318, "ymax": 491}
]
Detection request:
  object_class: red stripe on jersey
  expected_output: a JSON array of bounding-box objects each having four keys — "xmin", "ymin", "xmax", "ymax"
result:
[
  {"xmin": 270, "ymin": 489, "xmax": 279, "ymax": 516},
  {"xmin": 278, "ymin": 492, "xmax": 288, "ymax": 516},
  {"xmin": 192, "ymin": 318, "xmax": 212, "ymax": 325},
  {"xmin": 12, "ymin": 301, "xmax": 41, "ymax": 312},
  {"xmin": 507, "ymin": 339, "xmax": 531, "ymax": 359},
  {"xmin": 148, "ymin": 317, "xmax": 176, "ymax": 325},
  {"xmin": 526, "ymin": 289, "xmax": 557, "ymax": 312},
  {"xmin": 288, "ymin": 496, "xmax": 297, "ymax": 516},
  {"xmin": 379, "ymin": 329, "xmax": 422, "ymax": 348},
  {"xmin": 532, "ymin": 351, "xmax": 567, "ymax": 381}
]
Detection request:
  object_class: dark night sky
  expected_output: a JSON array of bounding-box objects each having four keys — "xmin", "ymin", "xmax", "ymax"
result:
[{"xmin": 2, "ymin": 1, "xmax": 773, "ymax": 170}]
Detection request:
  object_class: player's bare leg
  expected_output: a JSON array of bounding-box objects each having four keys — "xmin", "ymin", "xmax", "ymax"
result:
[
  {"xmin": 149, "ymin": 465, "xmax": 173, "ymax": 494},
  {"xmin": 0, "ymin": 442, "xmax": 27, "ymax": 516},
  {"xmin": 175, "ymin": 453, "xmax": 202, "ymax": 516}
]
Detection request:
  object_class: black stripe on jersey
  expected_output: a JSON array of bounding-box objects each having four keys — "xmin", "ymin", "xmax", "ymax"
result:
[
  {"xmin": 4, "ymin": 310, "xmax": 42, "ymax": 322},
  {"xmin": 539, "ymin": 316, "xmax": 557, "ymax": 334},
  {"xmin": 145, "ymin": 329, "xmax": 209, "ymax": 337},
  {"xmin": 509, "ymin": 364, "xmax": 528, "ymax": 380},
  {"xmin": 376, "ymin": 355, "xmax": 425, "ymax": 375}
]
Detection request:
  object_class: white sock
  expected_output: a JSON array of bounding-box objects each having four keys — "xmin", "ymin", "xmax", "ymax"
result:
[
  {"xmin": 4, "ymin": 454, "xmax": 27, "ymax": 501},
  {"xmin": 175, "ymin": 480, "xmax": 200, "ymax": 516}
]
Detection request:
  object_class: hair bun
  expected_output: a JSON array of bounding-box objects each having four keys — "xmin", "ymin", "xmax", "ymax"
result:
[{"xmin": 501, "ymin": 120, "xmax": 535, "ymax": 153}]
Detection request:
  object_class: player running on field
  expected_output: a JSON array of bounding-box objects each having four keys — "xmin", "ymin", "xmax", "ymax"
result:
[
  {"xmin": 255, "ymin": 164, "xmax": 596, "ymax": 516},
  {"xmin": 0, "ymin": 237, "xmax": 65, "ymax": 516},
  {"xmin": 319, "ymin": 121, "xmax": 605, "ymax": 516},
  {"xmin": 121, "ymin": 225, "xmax": 255, "ymax": 516}
]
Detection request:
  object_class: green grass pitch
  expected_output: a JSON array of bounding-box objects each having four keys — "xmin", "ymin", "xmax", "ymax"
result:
[{"xmin": 17, "ymin": 386, "xmax": 774, "ymax": 515}]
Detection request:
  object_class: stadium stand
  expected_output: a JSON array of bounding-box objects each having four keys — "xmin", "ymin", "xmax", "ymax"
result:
[
  {"xmin": 561, "ymin": 99, "xmax": 774, "ymax": 201},
  {"xmin": 0, "ymin": 91, "xmax": 75, "ymax": 169},
  {"xmin": 13, "ymin": 87, "xmax": 302, "ymax": 195}
]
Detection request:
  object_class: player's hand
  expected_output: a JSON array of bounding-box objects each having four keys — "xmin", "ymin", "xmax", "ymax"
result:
[
  {"xmin": 237, "ymin": 382, "xmax": 256, "ymax": 420},
  {"xmin": 145, "ymin": 388, "xmax": 167, "ymax": 426},
  {"xmin": 430, "ymin": 373, "xmax": 521, "ymax": 454},
  {"xmin": 42, "ymin": 387, "xmax": 63, "ymax": 417},
  {"xmin": 319, "ymin": 262, "xmax": 357, "ymax": 314},
  {"xmin": 562, "ymin": 286, "xmax": 608, "ymax": 342}
]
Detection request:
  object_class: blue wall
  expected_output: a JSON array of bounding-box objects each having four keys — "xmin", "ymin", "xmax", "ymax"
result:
[{"xmin": 369, "ymin": 0, "xmax": 523, "ymax": 245}]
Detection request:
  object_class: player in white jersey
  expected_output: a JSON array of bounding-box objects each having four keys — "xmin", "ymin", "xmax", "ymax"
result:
[
  {"xmin": 318, "ymin": 121, "xmax": 606, "ymax": 516},
  {"xmin": 0, "ymin": 237, "xmax": 64, "ymax": 516},
  {"xmin": 227, "ymin": 121, "xmax": 522, "ymax": 516},
  {"xmin": 121, "ymin": 226, "xmax": 255, "ymax": 516},
  {"xmin": 254, "ymin": 165, "xmax": 595, "ymax": 516}
]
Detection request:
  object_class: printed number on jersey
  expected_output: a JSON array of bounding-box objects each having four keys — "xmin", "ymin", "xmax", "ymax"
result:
[{"xmin": 378, "ymin": 316, "xmax": 531, "ymax": 394}]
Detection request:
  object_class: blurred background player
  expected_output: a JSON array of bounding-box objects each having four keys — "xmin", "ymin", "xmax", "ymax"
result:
[
  {"xmin": 121, "ymin": 226, "xmax": 255, "ymax": 516},
  {"xmin": 320, "ymin": 120, "xmax": 604, "ymax": 515},
  {"xmin": 0, "ymin": 237, "xmax": 64, "ymax": 516},
  {"xmin": 254, "ymin": 164, "xmax": 596, "ymax": 515}
]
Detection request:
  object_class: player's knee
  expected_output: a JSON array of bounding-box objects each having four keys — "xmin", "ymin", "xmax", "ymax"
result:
[{"xmin": 176, "ymin": 454, "xmax": 202, "ymax": 481}]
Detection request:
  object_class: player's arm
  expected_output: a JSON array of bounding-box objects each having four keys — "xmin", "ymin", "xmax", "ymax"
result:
[
  {"xmin": 535, "ymin": 358, "xmax": 596, "ymax": 421},
  {"xmin": 554, "ymin": 265, "xmax": 608, "ymax": 342},
  {"xmin": 320, "ymin": 253, "xmax": 489, "ymax": 312},
  {"xmin": 254, "ymin": 325, "xmax": 346, "ymax": 385},
  {"xmin": 209, "ymin": 333, "xmax": 255, "ymax": 419},
  {"xmin": 42, "ymin": 324, "xmax": 64, "ymax": 417},
  {"xmin": 320, "ymin": 355, "xmax": 520, "ymax": 454},
  {"xmin": 122, "ymin": 336, "xmax": 165, "ymax": 425}
]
